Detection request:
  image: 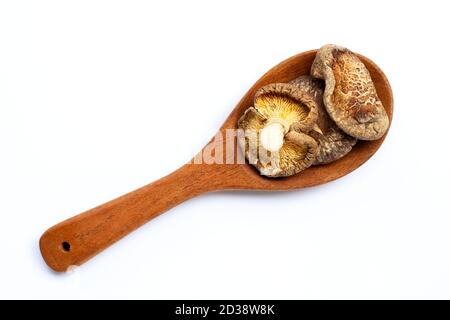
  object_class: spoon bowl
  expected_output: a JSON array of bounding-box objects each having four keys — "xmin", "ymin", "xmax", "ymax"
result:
[
  {"xmin": 40, "ymin": 49, "xmax": 393, "ymax": 272},
  {"xmin": 218, "ymin": 49, "xmax": 393, "ymax": 190}
]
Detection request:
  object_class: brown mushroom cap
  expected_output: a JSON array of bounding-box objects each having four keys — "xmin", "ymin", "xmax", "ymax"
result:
[
  {"xmin": 237, "ymin": 83, "xmax": 319, "ymax": 177},
  {"xmin": 289, "ymin": 75, "xmax": 357, "ymax": 165},
  {"xmin": 311, "ymin": 44, "xmax": 389, "ymax": 140}
]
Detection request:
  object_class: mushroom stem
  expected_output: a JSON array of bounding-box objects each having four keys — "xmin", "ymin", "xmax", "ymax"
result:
[{"xmin": 260, "ymin": 122, "xmax": 285, "ymax": 152}]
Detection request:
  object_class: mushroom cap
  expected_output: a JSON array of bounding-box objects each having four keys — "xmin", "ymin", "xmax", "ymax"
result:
[
  {"xmin": 289, "ymin": 75, "xmax": 357, "ymax": 165},
  {"xmin": 253, "ymin": 83, "xmax": 318, "ymax": 133},
  {"xmin": 237, "ymin": 83, "xmax": 319, "ymax": 177},
  {"xmin": 311, "ymin": 44, "xmax": 389, "ymax": 140}
]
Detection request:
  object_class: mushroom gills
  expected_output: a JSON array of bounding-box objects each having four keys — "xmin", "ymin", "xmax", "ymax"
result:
[{"xmin": 237, "ymin": 83, "xmax": 319, "ymax": 177}]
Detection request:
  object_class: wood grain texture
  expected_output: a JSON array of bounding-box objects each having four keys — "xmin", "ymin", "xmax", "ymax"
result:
[{"xmin": 40, "ymin": 50, "xmax": 394, "ymax": 272}]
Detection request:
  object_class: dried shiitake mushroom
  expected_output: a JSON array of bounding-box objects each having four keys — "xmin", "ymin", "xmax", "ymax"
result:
[
  {"xmin": 311, "ymin": 44, "xmax": 389, "ymax": 140},
  {"xmin": 289, "ymin": 75, "xmax": 357, "ymax": 165},
  {"xmin": 238, "ymin": 83, "xmax": 319, "ymax": 177}
]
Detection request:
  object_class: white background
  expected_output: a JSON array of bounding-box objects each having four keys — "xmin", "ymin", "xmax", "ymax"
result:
[{"xmin": 0, "ymin": 0, "xmax": 449, "ymax": 299}]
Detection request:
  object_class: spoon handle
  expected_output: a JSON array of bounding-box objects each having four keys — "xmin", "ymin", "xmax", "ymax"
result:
[{"xmin": 39, "ymin": 163, "xmax": 219, "ymax": 272}]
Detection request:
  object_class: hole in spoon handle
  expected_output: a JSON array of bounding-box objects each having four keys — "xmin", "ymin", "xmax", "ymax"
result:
[{"xmin": 39, "ymin": 163, "xmax": 219, "ymax": 272}]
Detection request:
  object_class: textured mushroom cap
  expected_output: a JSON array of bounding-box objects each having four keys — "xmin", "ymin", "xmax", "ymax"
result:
[
  {"xmin": 289, "ymin": 75, "xmax": 357, "ymax": 165},
  {"xmin": 237, "ymin": 83, "xmax": 319, "ymax": 177},
  {"xmin": 311, "ymin": 44, "xmax": 389, "ymax": 140}
]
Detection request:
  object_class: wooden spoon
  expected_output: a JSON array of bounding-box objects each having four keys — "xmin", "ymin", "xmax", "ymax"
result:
[{"xmin": 40, "ymin": 49, "xmax": 393, "ymax": 272}]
